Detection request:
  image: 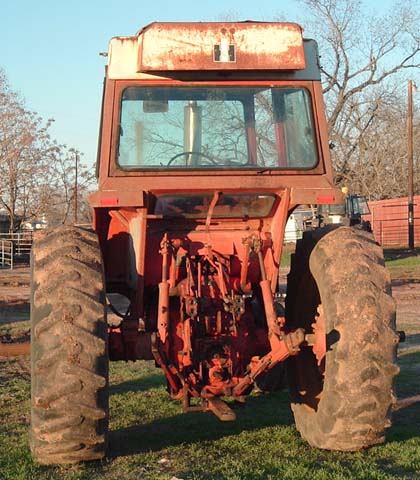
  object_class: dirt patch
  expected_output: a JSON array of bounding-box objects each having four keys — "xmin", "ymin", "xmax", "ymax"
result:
[
  {"xmin": 392, "ymin": 279, "xmax": 420, "ymax": 351},
  {"xmin": 0, "ymin": 267, "xmax": 418, "ymax": 348}
]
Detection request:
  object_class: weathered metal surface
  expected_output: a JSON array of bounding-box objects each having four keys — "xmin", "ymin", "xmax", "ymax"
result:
[
  {"xmin": 232, "ymin": 329, "xmax": 305, "ymax": 397},
  {"xmin": 206, "ymin": 397, "xmax": 236, "ymax": 421},
  {"xmin": 108, "ymin": 328, "xmax": 154, "ymax": 361},
  {"xmin": 138, "ymin": 22, "xmax": 306, "ymax": 72},
  {"xmin": 90, "ymin": 21, "xmax": 343, "ymax": 421}
]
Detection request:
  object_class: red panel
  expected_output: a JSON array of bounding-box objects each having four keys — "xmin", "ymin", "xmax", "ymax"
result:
[{"xmin": 365, "ymin": 195, "xmax": 420, "ymax": 246}]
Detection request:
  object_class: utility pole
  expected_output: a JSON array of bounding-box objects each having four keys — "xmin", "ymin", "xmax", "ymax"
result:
[
  {"xmin": 74, "ymin": 151, "xmax": 79, "ymax": 224},
  {"xmin": 407, "ymin": 80, "xmax": 414, "ymax": 250}
]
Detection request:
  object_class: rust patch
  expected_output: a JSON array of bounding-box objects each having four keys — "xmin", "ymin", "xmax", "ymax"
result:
[{"xmin": 137, "ymin": 22, "xmax": 306, "ymax": 72}]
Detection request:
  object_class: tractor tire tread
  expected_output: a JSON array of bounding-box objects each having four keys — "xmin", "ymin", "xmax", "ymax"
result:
[
  {"xmin": 287, "ymin": 226, "xmax": 398, "ymax": 451},
  {"xmin": 30, "ymin": 226, "xmax": 108, "ymax": 464}
]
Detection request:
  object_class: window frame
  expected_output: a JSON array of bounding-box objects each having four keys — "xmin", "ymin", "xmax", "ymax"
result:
[{"xmin": 108, "ymin": 80, "xmax": 328, "ymax": 178}]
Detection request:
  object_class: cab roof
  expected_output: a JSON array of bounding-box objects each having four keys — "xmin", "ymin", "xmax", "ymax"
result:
[{"xmin": 107, "ymin": 22, "xmax": 315, "ymax": 80}]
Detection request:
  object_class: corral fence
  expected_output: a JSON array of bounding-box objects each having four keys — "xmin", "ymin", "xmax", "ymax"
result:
[
  {"xmin": 0, "ymin": 232, "xmax": 33, "ymax": 269},
  {"xmin": 1, "ymin": 240, "xmax": 13, "ymax": 269},
  {"xmin": 367, "ymin": 196, "xmax": 420, "ymax": 247}
]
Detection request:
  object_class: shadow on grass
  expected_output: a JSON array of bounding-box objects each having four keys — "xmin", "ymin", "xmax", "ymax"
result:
[
  {"xmin": 108, "ymin": 390, "xmax": 293, "ymax": 458},
  {"xmin": 390, "ymin": 349, "xmax": 420, "ymax": 444},
  {"xmin": 398, "ymin": 333, "xmax": 420, "ymax": 350},
  {"xmin": 391, "ymin": 402, "xmax": 420, "ymax": 442},
  {"xmin": 0, "ymin": 300, "xmax": 30, "ymax": 324},
  {"xmin": 376, "ymin": 457, "xmax": 420, "ymax": 480},
  {"xmin": 107, "ymin": 346, "xmax": 420, "ymax": 460},
  {"xmin": 384, "ymin": 248, "xmax": 420, "ymax": 261},
  {"xmin": 392, "ymin": 278, "xmax": 420, "ymax": 286},
  {"xmin": 109, "ymin": 372, "xmax": 165, "ymax": 395}
]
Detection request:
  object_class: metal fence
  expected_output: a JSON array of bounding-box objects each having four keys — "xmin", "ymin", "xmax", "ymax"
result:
[
  {"xmin": 0, "ymin": 232, "xmax": 33, "ymax": 269},
  {"xmin": 368, "ymin": 198, "xmax": 420, "ymax": 247},
  {"xmin": 374, "ymin": 215, "xmax": 420, "ymax": 246},
  {"xmin": 0, "ymin": 240, "xmax": 13, "ymax": 269}
]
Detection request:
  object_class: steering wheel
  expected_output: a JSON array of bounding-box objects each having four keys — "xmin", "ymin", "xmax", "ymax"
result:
[{"xmin": 167, "ymin": 151, "xmax": 218, "ymax": 166}]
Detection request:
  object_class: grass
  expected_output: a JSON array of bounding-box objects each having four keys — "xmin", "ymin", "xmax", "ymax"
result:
[
  {"xmin": 282, "ymin": 244, "xmax": 420, "ymax": 280},
  {"xmin": 1, "ymin": 347, "xmax": 419, "ymax": 480},
  {"xmin": 0, "ymin": 246, "xmax": 419, "ymax": 479},
  {"xmin": 383, "ymin": 248, "xmax": 420, "ymax": 281},
  {"xmin": 280, "ymin": 243, "xmax": 295, "ymax": 267}
]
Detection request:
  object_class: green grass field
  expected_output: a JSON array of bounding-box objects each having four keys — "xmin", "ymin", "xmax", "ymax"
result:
[
  {"xmin": 384, "ymin": 248, "xmax": 420, "ymax": 281},
  {"xmin": 0, "ymin": 247, "xmax": 419, "ymax": 480},
  {"xmin": 282, "ymin": 246, "xmax": 420, "ymax": 274},
  {"xmin": 1, "ymin": 354, "xmax": 419, "ymax": 480}
]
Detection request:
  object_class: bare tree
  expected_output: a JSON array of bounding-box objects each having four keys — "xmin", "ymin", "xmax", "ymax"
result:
[
  {"xmin": 40, "ymin": 145, "xmax": 96, "ymax": 226},
  {"xmin": 0, "ymin": 69, "xmax": 56, "ymax": 231},
  {"xmin": 0, "ymin": 70, "xmax": 96, "ymax": 230},
  {"xmin": 335, "ymin": 92, "xmax": 420, "ymax": 199},
  {"xmin": 298, "ymin": 0, "xmax": 420, "ymax": 197}
]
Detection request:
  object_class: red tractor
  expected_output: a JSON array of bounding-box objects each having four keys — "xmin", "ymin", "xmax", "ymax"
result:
[{"xmin": 30, "ymin": 22, "xmax": 399, "ymax": 463}]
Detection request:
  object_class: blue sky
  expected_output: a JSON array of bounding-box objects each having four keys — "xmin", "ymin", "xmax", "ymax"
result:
[{"xmin": 1, "ymin": 0, "xmax": 398, "ymax": 167}]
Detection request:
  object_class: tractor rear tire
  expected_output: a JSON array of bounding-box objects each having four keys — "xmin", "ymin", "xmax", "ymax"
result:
[
  {"xmin": 30, "ymin": 226, "xmax": 108, "ymax": 464},
  {"xmin": 286, "ymin": 226, "xmax": 399, "ymax": 451}
]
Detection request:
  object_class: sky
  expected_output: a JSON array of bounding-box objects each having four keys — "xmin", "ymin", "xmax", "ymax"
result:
[{"xmin": 1, "ymin": 0, "xmax": 399, "ymax": 168}]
